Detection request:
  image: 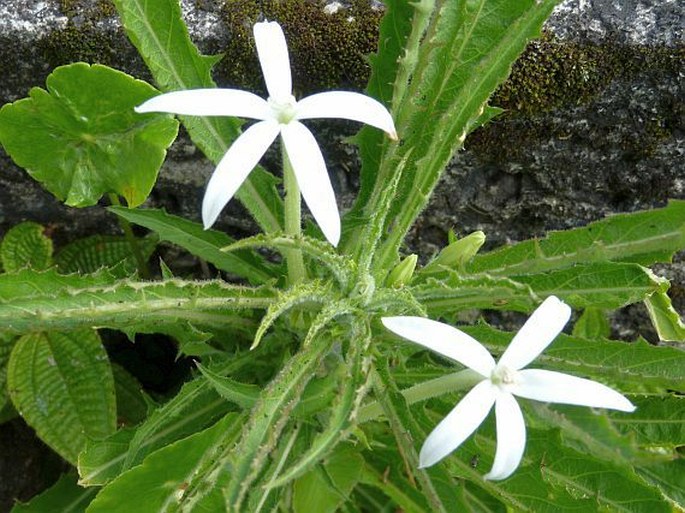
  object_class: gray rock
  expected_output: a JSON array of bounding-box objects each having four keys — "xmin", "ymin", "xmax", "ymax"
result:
[
  {"xmin": 549, "ymin": 0, "xmax": 683, "ymax": 46},
  {"xmin": 0, "ymin": 0, "xmax": 682, "ymax": 322}
]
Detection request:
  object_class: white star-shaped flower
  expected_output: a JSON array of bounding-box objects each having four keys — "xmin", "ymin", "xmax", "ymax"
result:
[
  {"xmin": 382, "ymin": 296, "xmax": 636, "ymax": 480},
  {"xmin": 135, "ymin": 21, "xmax": 397, "ymax": 246}
]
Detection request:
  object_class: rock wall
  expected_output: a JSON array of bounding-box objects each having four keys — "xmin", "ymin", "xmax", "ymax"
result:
[
  {"xmin": 0, "ymin": 1, "xmax": 682, "ymax": 508},
  {"xmin": 0, "ymin": 0, "xmax": 683, "ymax": 308}
]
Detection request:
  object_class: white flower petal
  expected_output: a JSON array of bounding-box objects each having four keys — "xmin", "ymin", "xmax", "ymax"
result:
[
  {"xmin": 280, "ymin": 121, "xmax": 340, "ymax": 246},
  {"xmin": 202, "ymin": 120, "xmax": 280, "ymax": 228},
  {"xmin": 484, "ymin": 392, "xmax": 526, "ymax": 481},
  {"xmin": 381, "ymin": 317, "xmax": 496, "ymax": 377},
  {"xmin": 253, "ymin": 21, "xmax": 292, "ymax": 102},
  {"xmin": 135, "ymin": 89, "xmax": 271, "ymax": 119},
  {"xmin": 295, "ymin": 91, "xmax": 398, "ymax": 139},
  {"xmin": 499, "ymin": 296, "xmax": 571, "ymax": 370},
  {"xmin": 513, "ymin": 369, "xmax": 636, "ymax": 412},
  {"xmin": 419, "ymin": 380, "xmax": 497, "ymax": 468}
]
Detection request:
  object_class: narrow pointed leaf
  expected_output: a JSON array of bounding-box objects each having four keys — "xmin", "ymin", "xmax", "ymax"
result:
[
  {"xmin": 86, "ymin": 413, "xmax": 242, "ymax": 513},
  {"xmin": 0, "ymin": 269, "xmax": 274, "ymax": 335},
  {"xmin": 109, "ymin": 206, "xmax": 277, "ymax": 284},
  {"xmin": 367, "ymin": 0, "xmax": 561, "ymax": 272},
  {"xmin": 223, "ymin": 233, "xmax": 353, "ymax": 289},
  {"xmin": 469, "ymin": 200, "xmax": 685, "ymax": 275},
  {"xmin": 11, "ymin": 472, "xmax": 97, "ymax": 513},
  {"xmin": 111, "ymin": 0, "xmax": 283, "ymax": 232},
  {"xmin": 196, "ymin": 362, "xmax": 259, "ymax": 409},
  {"xmin": 511, "ymin": 262, "xmax": 668, "ymax": 309},
  {"xmin": 644, "ymin": 290, "xmax": 685, "ymax": 342}
]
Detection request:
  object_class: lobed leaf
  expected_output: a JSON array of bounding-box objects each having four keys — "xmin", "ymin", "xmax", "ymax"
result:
[{"xmin": 0, "ymin": 63, "xmax": 178, "ymax": 207}]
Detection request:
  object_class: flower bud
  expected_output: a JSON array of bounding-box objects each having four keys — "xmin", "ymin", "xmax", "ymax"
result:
[
  {"xmin": 386, "ymin": 254, "xmax": 418, "ymax": 288},
  {"xmin": 425, "ymin": 231, "xmax": 485, "ymax": 272}
]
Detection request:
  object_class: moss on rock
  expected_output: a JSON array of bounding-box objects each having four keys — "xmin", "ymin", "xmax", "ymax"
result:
[{"xmin": 218, "ymin": 0, "xmax": 382, "ymax": 95}]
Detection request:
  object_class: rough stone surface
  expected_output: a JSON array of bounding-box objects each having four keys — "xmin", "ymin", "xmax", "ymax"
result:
[
  {"xmin": 0, "ymin": 0, "xmax": 683, "ymax": 505},
  {"xmin": 548, "ymin": 0, "xmax": 683, "ymax": 46}
]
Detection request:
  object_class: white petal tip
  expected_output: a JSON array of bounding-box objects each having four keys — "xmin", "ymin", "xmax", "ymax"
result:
[
  {"xmin": 614, "ymin": 400, "xmax": 637, "ymax": 413},
  {"xmin": 483, "ymin": 471, "xmax": 509, "ymax": 481},
  {"xmin": 388, "ymin": 130, "xmax": 398, "ymax": 141}
]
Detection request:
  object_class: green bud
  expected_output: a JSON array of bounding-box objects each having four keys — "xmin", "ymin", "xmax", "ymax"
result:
[
  {"xmin": 424, "ymin": 231, "xmax": 486, "ymax": 272},
  {"xmin": 386, "ymin": 254, "xmax": 418, "ymax": 288}
]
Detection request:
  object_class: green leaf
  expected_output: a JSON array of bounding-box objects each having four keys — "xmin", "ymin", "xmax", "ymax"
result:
[
  {"xmin": 572, "ymin": 307, "xmax": 611, "ymax": 339},
  {"xmin": 196, "ymin": 362, "xmax": 258, "ymax": 409},
  {"xmin": 469, "ymin": 200, "xmax": 685, "ymax": 275},
  {"xmin": 55, "ymin": 234, "xmax": 157, "ymax": 275},
  {"xmin": 266, "ymin": 322, "xmax": 369, "ymax": 489},
  {"xmin": 223, "ymin": 338, "xmax": 335, "ymax": 510},
  {"xmin": 224, "ymin": 233, "xmax": 353, "ymax": 289},
  {"xmin": 293, "ymin": 466, "xmax": 346, "ymax": 513},
  {"xmin": 0, "ymin": 222, "xmax": 53, "ymax": 272},
  {"xmin": 0, "ymin": 268, "xmax": 274, "ymax": 335},
  {"xmin": 252, "ymin": 281, "xmax": 332, "ymax": 350},
  {"xmin": 86, "ymin": 413, "xmax": 242, "ymax": 513},
  {"xmin": 109, "ymin": 207, "xmax": 277, "ymax": 284},
  {"xmin": 111, "ymin": 363, "xmax": 149, "ymax": 427},
  {"xmin": 0, "ymin": 331, "xmax": 14, "ymax": 412},
  {"xmin": 7, "ymin": 329, "xmax": 116, "ymax": 464},
  {"xmin": 530, "ymin": 430, "xmax": 670, "ymax": 512},
  {"xmin": 366, "ymin": 0, "xmax": 561, "ymax": 272},
  {"xmin": 0, "ymin": 63, "xmax": 178, "ymax": 207},
  {"xmin": 608, "ymin": 394, "xmax": 685, "ymax": 449},
  {"xmin": 350, "ymin": 0, "xmax": 420, "ymax": 216},
  {"xmin": 412, "ymin": 272, "xmax": 538, "ymax": 315},
  {"xmin": 371, "ymin": 364, "xmax": 460, "ymax": 512},
  {"xmin": 11, "ymin": 472, "xmax": 97, "ymax": 513},
  {"xmin": 112, "ymin": 0, "xmax": 283, "ymax": 233},
  {"xmin": 460, "ymin": 427, "xmax": 672, "ymax": 512},
  {"xmin": 79, "ymin": 375, "xmax": 230, "ymax": 486},
  {"xmin": 644, "ymin": 290, "xmax": 685, "ymax": 342},
  {"xmin": 511, "ymin": 262, "xmax": 667, "ymax": 309},
  {"xmin": 635, "ymin": 458, "xmax": 685, "ymax": 508},
  {"xmin": 462, "ymin": 325, "xmax": 685, "ymax": 392}
]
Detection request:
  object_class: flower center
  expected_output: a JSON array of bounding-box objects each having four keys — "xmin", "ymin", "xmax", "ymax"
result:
[
  {"xmin": 490, "ymin": 365, "xmax": 518, "ymax": 387},
  {"xmin": 268, "ymin": 95, "xmax": 298, "ymax": 124}
]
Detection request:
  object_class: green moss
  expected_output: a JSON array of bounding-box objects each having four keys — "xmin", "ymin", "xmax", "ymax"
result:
[
  {"xmin": 465, "ymin": 32, "xmax": 684, "ymax": 163},
  {"xmin": 493, "ymin": 31, "xmax": 684, "ymax": 115},
  {"xmin": 58, "ymin": 0, "xmax": 116, "ymax": 21},
  {"xmin": 218, "ymin": 0, "xmax": 382, "ymax": 95}
]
